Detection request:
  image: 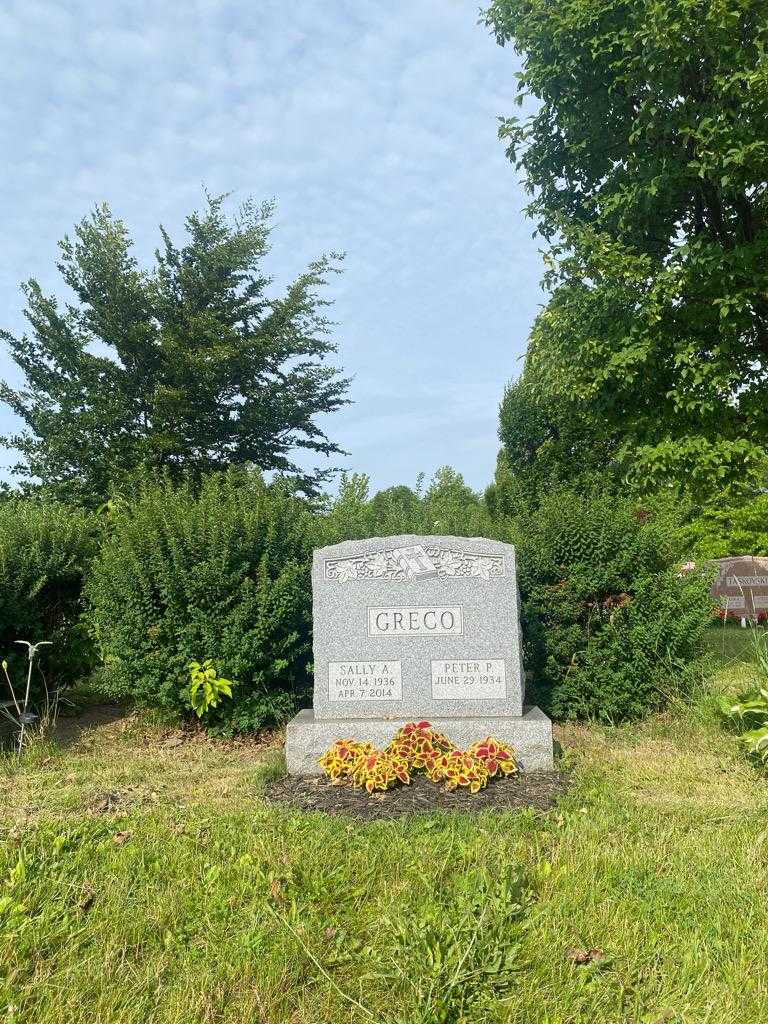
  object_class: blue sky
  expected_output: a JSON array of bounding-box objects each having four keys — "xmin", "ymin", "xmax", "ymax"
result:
[{"xmin": 0, "ymin": 0, "xmax": 542, "ymax": 494}]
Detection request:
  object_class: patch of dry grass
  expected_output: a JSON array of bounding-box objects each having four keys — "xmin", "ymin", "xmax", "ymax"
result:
[{"xmin": 0, "ymin": 709, "xmax": 282, "ymax": 828}]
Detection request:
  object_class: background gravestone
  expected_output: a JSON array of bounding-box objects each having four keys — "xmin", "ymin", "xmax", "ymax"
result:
[
  {"xmin": 711, "ymin": 555, "xmax": 768, "ymax": 620},
  {"xmin": 285, "ymin": 534, "xmax": 553, "ymax": 774}
]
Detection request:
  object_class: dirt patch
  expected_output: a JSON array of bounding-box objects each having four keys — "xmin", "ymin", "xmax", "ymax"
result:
[
  {"xmin": 265, "ymin": 769, "xmax": 569, "ymax": 820},
  {"xmin": 49, "ymin": 704, "xmax": 283, "ymax": 757},
  {"xmin": 51, "ymin": 704, "xmax": 128, "ymax": 748}
]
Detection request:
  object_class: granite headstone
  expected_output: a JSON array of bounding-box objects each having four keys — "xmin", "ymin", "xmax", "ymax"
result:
[
  {"xmin": 285, "ymin": 534, "xmax": 554, "ymax": 773},
  {"xmin": 711, "ymin": 555, "xmax": 768, "ymax": 620}
]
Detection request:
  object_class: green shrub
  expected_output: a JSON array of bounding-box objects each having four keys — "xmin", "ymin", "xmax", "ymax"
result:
[
  {"xmin": 515, "ymin": 490, "xmax": 714, "ymax": 722},
  {"xmin": 677, "ymin": 493, "xmax": 768, "ymax": 560},
  {"xmin": 85, "ymin": 471, "xmax": 314, "ymax": 733},
  {"xmin": 0, "ymin": 500, "xmax": 96, "ymax": 689},
  {"xmin": 319, "ymin": 469, "xmax": 501, "ymax": 545}
]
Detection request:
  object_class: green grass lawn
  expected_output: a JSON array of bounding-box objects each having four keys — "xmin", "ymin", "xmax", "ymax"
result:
[{"xmin": 2, "ymin": 626, "xmax": 768, "ymax": 1024}]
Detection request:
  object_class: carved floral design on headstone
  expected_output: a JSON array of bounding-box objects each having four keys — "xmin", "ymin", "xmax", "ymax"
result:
[
  {"xmin": 324, "ymin": 543, "xmax": 505, "ymax": 583},
  {"xmin": 471, "ymin": 557, "xmax": 496, "ymax": 581},
  {"xmin": 437, "ymin": 551, "xmax": 462, "ymax": 576},
  {"xmin": 335, "ymin": 560, "xmax": 359, "ymax": 583},
  {"xmin": 369, "ymin": 552, "xmax": 388, "ymax": 578}
]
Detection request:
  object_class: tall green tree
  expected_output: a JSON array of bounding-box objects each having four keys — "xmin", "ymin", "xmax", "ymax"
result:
[
  {"xmin": 1, "ymin": 194, "xmax": 350, "ymax": 503},
  {"xmin": 486, "ymin": 0, "xmax": 768, "ymax": 497},
  {"xmin": 496, "ymin": 374, "xmax": 622, "ymax": 505}
]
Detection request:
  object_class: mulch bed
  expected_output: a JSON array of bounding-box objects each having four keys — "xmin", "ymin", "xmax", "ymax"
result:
[{"xmin": 264, "ymin": 770, "xmax": 569, "ymax": 821}]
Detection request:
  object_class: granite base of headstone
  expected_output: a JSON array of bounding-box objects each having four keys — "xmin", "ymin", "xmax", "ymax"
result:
[{"xmin": 285, "ymin": 534, "xmax": 554, "ymax": 774}]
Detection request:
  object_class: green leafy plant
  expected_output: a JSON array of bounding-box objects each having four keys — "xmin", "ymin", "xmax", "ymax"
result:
[
  {"xmin": 678, "ymin": 493, "xmax": 768, "ymax": 560},
  {"xmin": 85, "ymin": 470, "xmax": 314, "ymax": 733},
  {"xmin": 317, "ymin": 468, "xmax": 500, "ymax": 548},
  {"xmin": 0, "ymin": 855, "xmax": 29, "ymax": 944},
  {"xmin": 514, "ymin": 489, "xmax": 714, "ymax": 721},
  {"xmin": 720, "ymin": 630, "xmax": 768, "ymax": 767},
  {"xmin": 721, "ymin": 688, "xmax": 768, "ymax": 767},
  {"xmin": 0, "ymin": 500, "xmax": 96, "ymax": 689},
  {"xmin": 187, "ymin": 660, "xmax": 234, "ymax": 718},
  {"xmin": 485, "ymin": 0, "xmax": 768, "ymax": 499}
]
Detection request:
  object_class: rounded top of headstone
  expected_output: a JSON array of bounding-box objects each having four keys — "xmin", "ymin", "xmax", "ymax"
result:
[{"xmin": 314, "ymin": 534, "xmax": 515, "ymax": 560}]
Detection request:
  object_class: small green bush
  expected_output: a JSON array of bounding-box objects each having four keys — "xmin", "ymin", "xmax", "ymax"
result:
[
  {"xmin": 0, "ymin": 500, "xmax": 96, "ymax": 688},
  {"xmin": 677, "ymin": 493, "xmax": 768, "ymax": 560},
  {"xmin": 85, "ymin": 471, "xmax": 314, "ymax": 733},
  {"xmin": 515, "ymin": 490, "xmax": 714, "ymax": 722},
  {"xmin": 318, "ymin": 469, "xmax": 502, "ymax": 545}
]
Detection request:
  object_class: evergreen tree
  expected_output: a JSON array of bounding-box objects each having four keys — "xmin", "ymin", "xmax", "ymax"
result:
[{"xmin": 1, "ymin": 194, "xmax": 350, "ymax": 503}]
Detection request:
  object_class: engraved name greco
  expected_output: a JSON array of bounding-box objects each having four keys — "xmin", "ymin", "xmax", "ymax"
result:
[
  {"xmin": 324, "ymin": 544, "xmax": 504, "ymax": 583},
  {"xmin": 367, "ymin": 606, "xmax": 463, "ymax": 636}
]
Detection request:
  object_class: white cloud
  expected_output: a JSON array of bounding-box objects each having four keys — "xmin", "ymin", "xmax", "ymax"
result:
[{"xmin": 0, "ymin": 0, "xmax": 543, "ymax": 490}]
